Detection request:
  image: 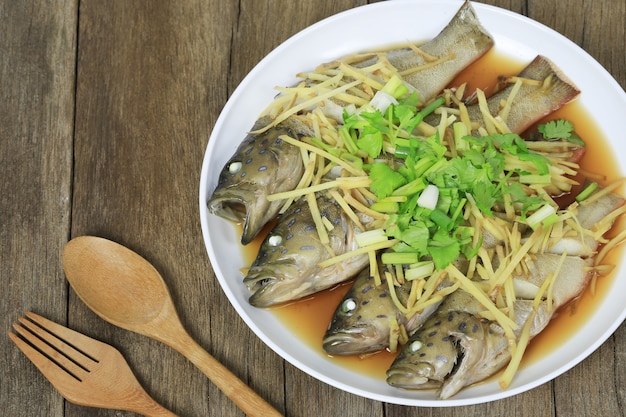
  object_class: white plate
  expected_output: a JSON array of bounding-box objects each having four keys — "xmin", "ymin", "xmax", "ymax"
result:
[{"xmin": 199, "ymin": 0, "xmax": 626, "ymax": 406}]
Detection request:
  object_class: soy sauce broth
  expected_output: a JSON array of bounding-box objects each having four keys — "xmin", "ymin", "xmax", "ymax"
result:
[{"xmin": 239, "ymin": 48, "xmax": 625, "ymax": 380}]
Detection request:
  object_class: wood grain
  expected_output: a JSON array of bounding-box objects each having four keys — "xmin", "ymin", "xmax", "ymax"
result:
[
  {"xmin": 1, "ymin": 0, "xmax": 624, "ymax": 416},
  {"xmin": 0, "ymin": 0, "xmax": 76, "ymax": 416}
]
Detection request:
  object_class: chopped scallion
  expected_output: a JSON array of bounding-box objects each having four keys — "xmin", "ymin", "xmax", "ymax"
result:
[
  {"xmin": 405, "ymin": 261, "xmax": 435, "ymax": 280},
  {"xmin": 576, "ymin": 182, "xmax": 598, "ymax": 202},
  {"xmin": 519, "ymin": 174, "xmax": 552, "ymax": 185},
  {"xmin": 525, "ymin": 204, "xmax": 557, "ymax": 229},
  {"xmin": 370, "ymin": 201, "xmax": 399, "ymax": 213},
  {"xmin": 355, "ymin": 228, "xmax": 388, "ymax": 247},
  {"xmin": 417, "ymin": 184, "xmax": 439, "ymax": 210},
  {"xmin": 381, "ymin": 251, "xmax": 419, "ymax": 265}
]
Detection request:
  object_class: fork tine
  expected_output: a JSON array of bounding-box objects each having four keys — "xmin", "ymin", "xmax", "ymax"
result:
[
  {"xmin": 10, "ymin": 313, "xmax": 179, "ymax": 416},
  {"xmin": 8, "ymin": 329, "xmax": 86, "ymax": 394},
  {"xmin": 11, "ymin": 319, "xmax": 89, "ymax": 380},
  {"xmin": 25, "ymin": 311, "xmax": 105, "ymax": 359}
]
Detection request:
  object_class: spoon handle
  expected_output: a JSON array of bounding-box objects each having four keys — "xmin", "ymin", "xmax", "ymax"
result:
[{"xmin": 171, "ymin": 330, "xmax": 283, "ymax": 417}]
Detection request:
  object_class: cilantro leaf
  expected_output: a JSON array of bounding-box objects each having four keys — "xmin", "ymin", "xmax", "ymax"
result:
[
  {"xmin": 517, "ymin": 152, "xmax": 550, "ymax": 175},
  {"xmin": 399, "ymin": 222, "xmax": 429, "ymax": 253},
  {"xmin": 538, "ymin": 119, "xmax": 574, "ymax": 140},
  {"xmin": 369, "ymin": 162, "xmax": 407, "ymax": 199},
  {"xmin": 343, "ymin": 99, "xmax": 580, "ymax": 273},
  {"xmin": 472, "ymin": 181, "xmax": 499, "ymax": 214},
  {"xmin": 397, "ymin": 92, "xmax": 421, "ymax": 108},
  {"xmin": 357, "ymin": 129, "xmax": 383, "ymax": 158},
  {"xmin": 427, "ymin": 230, "xmax": 461, "ymax": 270}
]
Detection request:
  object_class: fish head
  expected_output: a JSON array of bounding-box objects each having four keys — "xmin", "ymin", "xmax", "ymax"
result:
[
  {"xmin": 323, "ymin": 271, "xmax": 401, "ymax": 355},
  {"xmin": 244, "ymin": 193, "xmax": 367, "ymax": 307},
  {"xmin": 387, "ymin": 310, "xmax": 512, "ymax": 399},
  {"xmin": 386, "ymin": 314, "xmax": 460, "ymax": 389},
  {"xmin": 207, "ymin": 116, "xmax": 309, "ymax": 245},
  {"xmin": 244, "ymin": 239, "xmax": 326, "ymax": 307}
]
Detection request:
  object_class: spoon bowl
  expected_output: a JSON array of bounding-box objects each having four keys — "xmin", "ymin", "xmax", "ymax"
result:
[
  {"xmin": 62, "ymin": 237, "xmax": 170, "ymax": 329},
  {"xmin": 62, "ymin": 235, "xmax": 282, "ymax": 417}
]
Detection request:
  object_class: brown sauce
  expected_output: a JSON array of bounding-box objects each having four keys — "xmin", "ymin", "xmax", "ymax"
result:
[{"xmin": 239, "ymin": 48, "xmax": 624, "ymax": 380}]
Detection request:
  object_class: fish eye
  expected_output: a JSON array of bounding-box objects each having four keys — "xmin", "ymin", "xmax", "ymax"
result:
[
  {"xmin": 409, "ymin": 340, "xmax": 423, "ymax": 353},
  {"xmin": 340, "ymin": 298, "xmax": 357, "ymax": 315},
  {"xmin": 228, "ymin": 161, "xmax": 242, "ymax": 174},
  {"xmin": 268, "ymin": 235, "xmax": 282, "ymax": 246}
]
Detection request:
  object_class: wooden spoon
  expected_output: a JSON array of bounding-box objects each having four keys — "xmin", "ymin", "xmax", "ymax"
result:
[{"xmin": 62, "ymin": 235, "xmax": 282, "ymax": 417}]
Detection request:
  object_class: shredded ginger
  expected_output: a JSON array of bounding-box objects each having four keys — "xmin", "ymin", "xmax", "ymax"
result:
[{"xmin": 259, "ymin": 49, "xmax": 625, "ymax": 390}]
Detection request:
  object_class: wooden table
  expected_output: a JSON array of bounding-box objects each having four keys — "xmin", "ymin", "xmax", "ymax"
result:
[{"xmin": 2, "ymin": 1, "xmax": 624, "ymax": 416}]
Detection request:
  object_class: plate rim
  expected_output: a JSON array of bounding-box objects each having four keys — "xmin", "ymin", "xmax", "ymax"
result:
[{"xmin": 199, "ymin": 0, "xmax": 626, "ymax": 407}]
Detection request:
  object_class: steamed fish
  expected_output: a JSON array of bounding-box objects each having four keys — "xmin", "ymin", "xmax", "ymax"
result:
[
  {"xmin": 425, "ymin": 55, "xmax": 580, "ymax": 136},
  {"xmin": 207, "ymin": 0, "xmax": 494, "ymax": 244},
  {"xmin": 322, "ymin": 264, "xmax": 442, "ymax": 356},
  {"xmin": 386, "ymin": 190, "xmax": 625, "ymax": 399},
  {"xmin": 385, "ymin": 291, "xmax": 548, "ymax": 398},
  {"xmin": 208, "ymin": 116, "xmax": 313, "ymax": 244},
  {"xmin": 465, "ymin": 55, "xmax": 580, "ymax": 134},
  {"xmin": 386, "ymin": 252, "xmax": 592, "ymax": 399},
  {"xmin": 243, "ymin": 192, "xmax": 369, "ymax": 307},
  {"xmin": 384, "ymin": 0, "xmax": 494, "ymax": 105},
  {"xmin": 544, "ymin": 190, "xmax": 625, "ymax": 256},
  {"xmin": 320, "ymin": 0, "xmax": 494, "ymax": 112}
]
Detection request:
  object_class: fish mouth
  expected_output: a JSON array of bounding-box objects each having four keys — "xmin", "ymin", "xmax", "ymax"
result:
[
  {"xmin": 207, "ymin": 196, "xmax": 246, "ymax": 224},
  {"xmin": 244, "ymin": 275, "xmax": 282, "ymax": 308},
  {"xmin": 207, "ymin": 190, "xmax": 265, "ymax": 245},
  {"xmin": 245, "ymin": 270, "xmax": 312, "ymax": 308},
  {"xmin": 386, "ymin": 364, "xmax": 442, "ymax": 389},
  {"xmin": 322, "ymin": 331, "xmax": 386, "ymax": 355}
]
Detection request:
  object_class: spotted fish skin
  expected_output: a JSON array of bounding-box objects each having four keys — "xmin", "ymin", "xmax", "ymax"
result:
[
  {"xmin": 386, "ymin": 287, "xmax": 515, "ymax": 399},
  {"xmin": 244, "ymin": 192, "xmax": 369, "ymax": 307},
  {"xmin": 207, "ymin": 116, "xmax": 313, "ymax": 245},
  {"xmin": 385, "ymin": 254, "xmax": 596, "ymax": 398},
  {"xmin": 386, "ymin": 253, "xmax": 597, "ymax": 398},
  {"xmin": 387, "ymin": 191, "xmax": 626, "ymax": 399},
  {"xmin": 386, "ymin": 310, "xmax": 496, "ymax": 392},
  {"xmin": 386, "ymin": 289, "xmax": 563, "ymax": 399},
  {"xmin": 323, "ymin": 265, "xmax": 442, "ymax": 356}
]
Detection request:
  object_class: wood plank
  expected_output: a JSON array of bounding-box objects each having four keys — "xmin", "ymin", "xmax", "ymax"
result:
[
  {"xmin": 70, "ymin": 0, "xmax": 235, "ymax": 415},
  {"xmin": 528, "ymin": 0, "xmax": 625, "ymax": 89},
  {"xmin": 228, "ymin": 0, "xmax": 373, "ymax": 87},
  {"xmin": 226, "ymin": 2, "xmax": 382, "ymax": 415},
  {"xmin": 554, "ymin": 335, "xmax": 624, "ymax": 417},
  {"xmin": 0, "ymin": 1, "xmax": 76, "ymax": 416},
  {"xmin": 1, "ymin": 0, "xmax": 624, "ymax": 416}
]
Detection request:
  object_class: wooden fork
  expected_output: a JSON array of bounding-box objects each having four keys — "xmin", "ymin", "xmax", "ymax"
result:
[{"xmin": 8, "ymin": 311, "xmax": 178, "ymax": 417}]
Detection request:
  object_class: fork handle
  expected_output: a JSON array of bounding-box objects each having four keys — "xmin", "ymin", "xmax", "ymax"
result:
[
  {"xmin": 169, "ymin": 331, "xmax": 283, "ymax": 417},
  {"xmin": 128, "ymin": 390, "xmax": 180, "ymax": 417}
]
